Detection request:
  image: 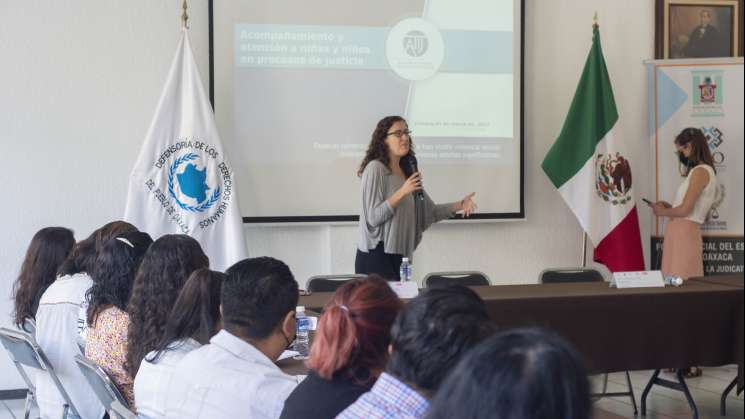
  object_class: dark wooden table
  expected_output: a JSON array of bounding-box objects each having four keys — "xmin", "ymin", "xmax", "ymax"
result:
[{"xmin": 297, "ymin": 275, "xmax": 744, "ymax": 388}]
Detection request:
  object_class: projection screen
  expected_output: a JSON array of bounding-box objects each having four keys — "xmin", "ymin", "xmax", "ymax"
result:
[{"xmin": 210, "ymin": 0, "xmax": 524, "ymax": 222}]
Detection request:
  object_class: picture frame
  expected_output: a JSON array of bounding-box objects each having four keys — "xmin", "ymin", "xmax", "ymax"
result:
[{"xmin": 655, "ymin": 0, "xmax": 744, "ymax": 58}]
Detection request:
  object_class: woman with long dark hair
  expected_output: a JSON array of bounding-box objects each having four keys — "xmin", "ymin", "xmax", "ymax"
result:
[
  {"xmin": 281, "ymin": 275, "xmax": 403, "ymax": 419},
  {"xmin": 125, "ymin": 234, "xmax": 209, "ymax": 380},
  {"xmin": 84, "ymin": 231, "xmax": 152, "ymax": 407},
  {"xmin": 649, "ymin": 127, "xmax": 719, "ymax": 280},
  {"xmin": 133, "ymin": 268, "xmax": 224, "ymax": 418},
  {"xmin": 649, "ymin": 127, "xmax": 719, "ymax": 378},
  {"xmin": 34, "ymin": 220, "xmax": 137, "ymax": 419},
  {"xmin": 356, "ymin": 116, "xmax": 478, "ymax": 280},
  {"xmin": 12, "ymin": 227, "xmax": 75, "ymax": 332},
  {"xmin": 426, "ymin": 328, "xmax": 591, "ymax": 419}
]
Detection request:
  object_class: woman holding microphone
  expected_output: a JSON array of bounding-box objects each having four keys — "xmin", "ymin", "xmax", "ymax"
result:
[
  {"xmin": 355, "ymin": 116, "xmax": 478, "ymax": 280},
  {"xmin": 650, "ymin": 127, "xmax": 719, "ymax": 281}
]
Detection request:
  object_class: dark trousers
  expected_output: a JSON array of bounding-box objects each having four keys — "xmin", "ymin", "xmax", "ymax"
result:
[{"xmin": 355, "ymin": 242, "xmax": 403, "ymax": 281}]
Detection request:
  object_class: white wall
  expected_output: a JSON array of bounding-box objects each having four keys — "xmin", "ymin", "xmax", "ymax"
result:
[{"xmin": 0, "ymin": 0, "xmax": 654, "ymax": 390}]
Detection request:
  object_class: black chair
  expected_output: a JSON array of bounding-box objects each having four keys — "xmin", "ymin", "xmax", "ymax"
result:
[
  {"xmin": 538, "ymin": 267, "xmax": 604, "ymax": 283},
  {"xmin": 539, "ymin": 268, "xmax": 637, "ymax": 415},
  {"xmin": 306, "ymin": 274, "xmax": 366, "ymax": 293},
  {"xmin": 0, "ymin": 327, "xmax": 80, "ymax": 419},
  {"xmin": 423, "ymin": 271, "xmax": 490, "ymax": 288},
  {"xmin": 74, "ymin": 355, "xmax": 134, "ymax": 419}
]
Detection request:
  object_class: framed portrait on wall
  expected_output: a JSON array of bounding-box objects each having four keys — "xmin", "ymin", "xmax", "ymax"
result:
[{"xmin": 655, "ymin": 0, "xmax": 744, "ymax": 58}]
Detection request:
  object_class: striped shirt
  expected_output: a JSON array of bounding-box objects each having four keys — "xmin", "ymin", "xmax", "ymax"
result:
[{"xmin": 336, "ymin": 373, "xmax": 429, "ymax": 419}]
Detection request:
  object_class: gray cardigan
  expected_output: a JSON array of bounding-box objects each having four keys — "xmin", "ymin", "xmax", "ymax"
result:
[{"xmin": 357, "ymin": 160, "xmax": 455, "ymax": 259}]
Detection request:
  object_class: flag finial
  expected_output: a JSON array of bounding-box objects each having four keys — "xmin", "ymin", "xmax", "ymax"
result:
[
  {"xmin": 181, "ymin": 0, "xmax": 189, "ymax": 29},
  {"xmin": 593, "ymin": 12, "xmax": 598, "ymax": 27}
]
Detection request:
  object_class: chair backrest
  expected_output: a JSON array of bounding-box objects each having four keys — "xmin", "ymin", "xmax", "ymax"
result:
[
  {"xmin": 21, "ymin": 318, "xmax": 36, "ymax": 335},
  {"xmin": 307, "ymin": 274, "xmax": 367, "ymax": 293},
  {"xmin": 74, "ymin": 354, "xmax": 131, "ymax": 414},
  {"xmin": 423, "ymin": 271, "xmax": 491, "ymax": 288},
  {"xmin": 539, "ymin": 268, "xmax": 604, "ymax": 284},
  {"xmin": 0, "ymin": 327, "xmax": 80, "ymax": 417},
  {"xmin": 109, "ymin": 400, "xmax": 138, "ymax": 419}
]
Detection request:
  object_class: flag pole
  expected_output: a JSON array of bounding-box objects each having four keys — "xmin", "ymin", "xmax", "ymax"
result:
[
  {"xmin": 181, "ymin": 0, "xmax": 189, "ymax": 29},
  {"xmin": 581, "ymin": 232, "xmax": 588, "ymax": 267},
  {"xmin": 581, "ymin": 12, "xmax": 598, "ymax": 269},
  {"xmin": 582, "ymin": 10, "xmax": 598, "ymax": 268}
]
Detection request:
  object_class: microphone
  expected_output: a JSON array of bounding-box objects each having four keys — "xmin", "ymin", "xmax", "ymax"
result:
[{"xmin": 400, "ymin": 155, "xmax": 424, "ymax": 200}]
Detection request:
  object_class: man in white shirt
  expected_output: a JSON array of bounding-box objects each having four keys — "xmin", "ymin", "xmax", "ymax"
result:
[{"xmin": 165, "ymin": 257, "xmax": 300, "ymax": 419}]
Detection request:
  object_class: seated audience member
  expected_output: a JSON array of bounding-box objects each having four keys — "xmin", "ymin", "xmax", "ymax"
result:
[
  {"xmin": 426, "ymin": 328, "xmax": 591, "ymax": 419},
  {"xmin": 125, "ymin": 234, "xmax": 209, "ymax": 381},
  {"xmin": 134, "ymin": 268, "xmax": 224, "ymax": 418},
  {"xmin": 281, "ymin": 275, "xmax": 403, "ymax": 419},
  {"xmin": 35, "ymin": 220, "xmax": 136, "ymax": 419},
  {"xmin": 164, "ymin": 257, "xmax": 301, "ymax": 419},
  {"xmin": 85, "ymin": 231, "xmax": 152, "ymax": 408},
  {"xmin": 12, "ymin": 226, "xmax": 75, "ymax": 333},
  {"xmin": 338, "ymin": 285, "xmax": 494, "ymax": 419}
]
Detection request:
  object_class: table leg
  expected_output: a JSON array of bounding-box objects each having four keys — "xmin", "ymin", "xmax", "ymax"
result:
[
  {"xmin": 640, "ymin": 369, "xmax": 660, "ymax": 416},
  {"xmin": 641, "ymin": 369, "xmax": 699, "ymax": 419},
  {"xmin": 720, "ymin": 376, "xmax": 737, "ymax": 416}
]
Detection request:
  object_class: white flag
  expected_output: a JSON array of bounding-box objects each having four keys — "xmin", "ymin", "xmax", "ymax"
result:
[{"xmin": 124, "ymin": 29, "xmax": 247, "ymax": 271}]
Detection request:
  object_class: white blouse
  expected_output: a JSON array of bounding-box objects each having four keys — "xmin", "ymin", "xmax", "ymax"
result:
[
  {"xmin": 134, "ymin": 338, "xmax": 201, "ymax": 419},
  {"xmin": 673, "ymin": 164, "xmax": 718, "ymax": 224}
]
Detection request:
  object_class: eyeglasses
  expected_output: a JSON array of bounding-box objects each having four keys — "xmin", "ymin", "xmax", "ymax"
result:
[{"xmin": 386, "ymin": 130, "xmax": 412, "ymax": 139}]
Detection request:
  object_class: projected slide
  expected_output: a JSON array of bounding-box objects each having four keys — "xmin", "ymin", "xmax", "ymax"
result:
[{"xmin": 212, "ymin": 0, "xmax": 523, "ymax": 219}]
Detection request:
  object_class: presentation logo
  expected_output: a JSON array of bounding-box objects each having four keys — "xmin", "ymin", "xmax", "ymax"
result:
[
  {"xmin": 691, "ymin": 70, "xmax": 724, "ymax": 117},
  {"xmin": 595, "ymin": 152, "xmax": 633, "ymax": 205},
  {"xmin": 403, "ymin": 30, "xmax": 428, "ymax": 57},
  {"xmin": 386, "ymin": 18, "xmax": 444, "ymax": 81}
]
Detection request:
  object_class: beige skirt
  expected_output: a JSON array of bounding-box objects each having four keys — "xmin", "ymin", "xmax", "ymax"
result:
[{"xmin": 661, "ymin": 218, "xmax": 704, "ymax": 279}]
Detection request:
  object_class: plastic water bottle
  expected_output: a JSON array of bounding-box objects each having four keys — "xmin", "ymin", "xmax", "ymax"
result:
[
  {"xmin": 293, "ymin": 306, "xmax": 310, "ymax": 359},
  {"xmin": 399, "ymin": 258, "xmax": 412, "ymax": 282},
  {"xmin": 664, "ymin": 275, "xmax": 684, "ymax": 287}
]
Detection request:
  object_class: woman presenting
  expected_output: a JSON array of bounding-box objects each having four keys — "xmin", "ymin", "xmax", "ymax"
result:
[
  {"xmin": 650, "ymin": 127, "xmax": 719, "ymax": 280},
  {"xmin": 355, "ymin": 116, "xmax": 477, "ymax": 280}
]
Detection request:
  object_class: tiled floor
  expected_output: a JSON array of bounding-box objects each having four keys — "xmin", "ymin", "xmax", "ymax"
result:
[
  {"xmin": 591, "ymin": 365, "xmax": 743, "ymax": 418},
  {"xmin": 1, "ymin": 366, "xmax": 742, "ymax": 418}
]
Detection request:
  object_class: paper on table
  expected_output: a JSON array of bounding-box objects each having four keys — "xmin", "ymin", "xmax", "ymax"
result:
[
  {"xmin": 278, "ymin": 350, "xmax": 300, "ymax": 361},
  {"xmin": 612, "ymin": 271, "xmax": 665, "ymax": 289},
  {"xmin": 388, "ymin": 281, "xmax": 419, "ymax": 299}
]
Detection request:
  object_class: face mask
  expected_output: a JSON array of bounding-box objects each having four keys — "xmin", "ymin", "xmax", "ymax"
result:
[{"xmin": 678, "ymin": 152, "xmax": 690, "ymax": 167}]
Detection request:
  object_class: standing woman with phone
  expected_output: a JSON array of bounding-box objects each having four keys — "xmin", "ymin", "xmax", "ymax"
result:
[{"xmin": 649, "ymin": 127, "xmax": 719, "ymax": 282}]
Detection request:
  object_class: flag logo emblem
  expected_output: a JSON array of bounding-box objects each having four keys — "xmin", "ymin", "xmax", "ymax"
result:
[
  {"xmin": 167, "ymin": 152, "xmax": 221, "ymax": 213},
  {"xmin": 595, "ymin": 152, "xmax": 633, "ymax": 205},
  {"xmin": 698, "ymin": 76, "xmax": 717, "ymax": 103}
]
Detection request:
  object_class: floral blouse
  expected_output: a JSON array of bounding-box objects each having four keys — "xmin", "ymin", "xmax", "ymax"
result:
[{"xmin": 85, "ymin": 306, "xmax": 134, "ymax": 407}]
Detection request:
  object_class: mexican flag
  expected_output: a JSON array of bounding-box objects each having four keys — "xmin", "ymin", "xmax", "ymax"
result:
[{"xmin": 541, "ymin": 24, "xmax": 644, "ymax": 273}]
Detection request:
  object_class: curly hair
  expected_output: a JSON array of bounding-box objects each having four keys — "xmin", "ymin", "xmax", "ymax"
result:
[
  {"xmin": 357, "ymin": 116, "xmax": 414, "ymax": 177},
  {"xmin": 58, "ymin": 220, "xmax": 137, "ymax": 277},
  {"xmin": 125, "ymin": 234, "xmax": 209, "ymax": 377},
  {"xmin": 147, "ymin": 268, "xmax": 224, "ymax": 364},
  {"xmin": 388, "ymin": 285, "xmax": 494, "ymax": 393},
  {"xmin": 12, "ymin": 227, "xmax": 75, "ymax": 328},
  {"xmin": 86, "ymin": 231, "xmax": 153, "ymax": 326}
]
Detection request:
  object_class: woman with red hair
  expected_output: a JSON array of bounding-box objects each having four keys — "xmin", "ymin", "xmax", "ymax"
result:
[{"xmin": 280, "ymin": 275, "xmax": 402, "ymax": 419}]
